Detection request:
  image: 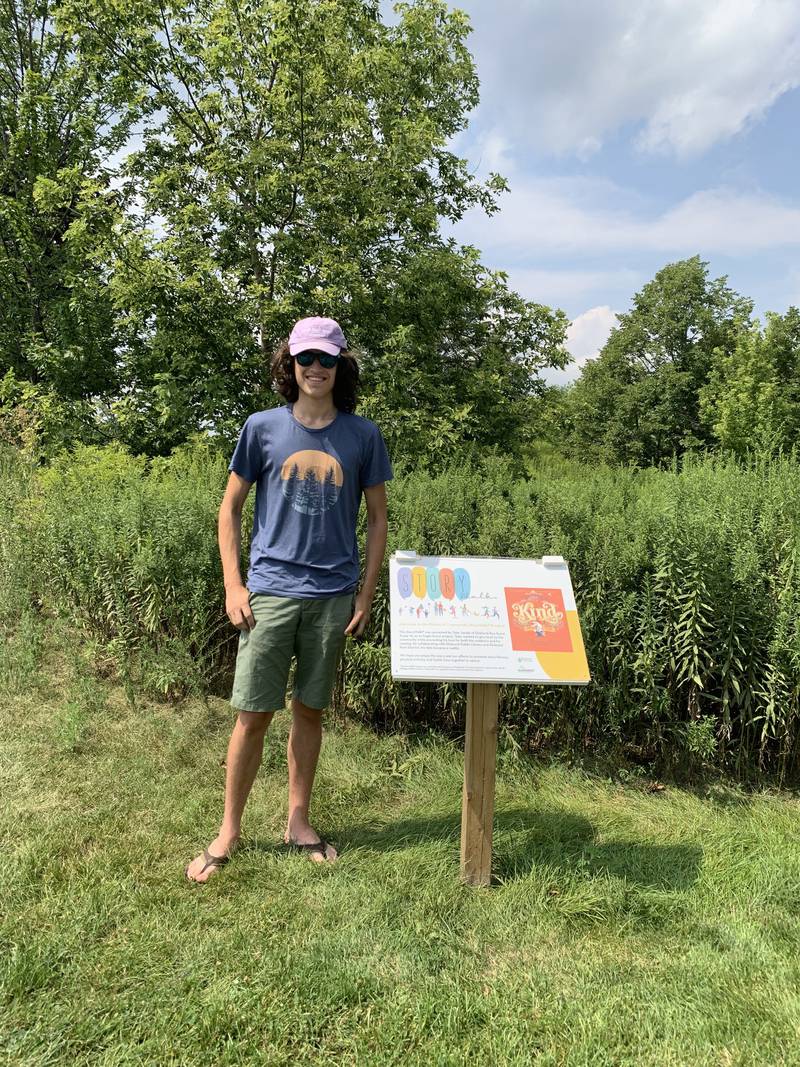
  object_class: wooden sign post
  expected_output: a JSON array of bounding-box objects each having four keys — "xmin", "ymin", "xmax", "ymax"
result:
[
  {"xmin": 460, "ymin": 682, "xmax": 499, "ymax": 887},
  {"xmin": 389, "ymin": 553, "xmax": 590, "ymax": 889}
]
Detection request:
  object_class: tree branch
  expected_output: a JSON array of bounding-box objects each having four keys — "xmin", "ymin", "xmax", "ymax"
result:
[
  {"xmin": 6, "ymin": 0, "xmax": 29, "ymax": 80},
  {"xmin": 157, "ymin": 2, "xmax": 215, "ymax": 143},
  {"xmin": 43, "ymin": 30, "xmax": 67, "ymax": 95},
  {"xmin": 0, "ymin": 31, "xmax": 23, "ymax": 89},
  {"xmin": 81, "ymin": 16, "xmax": 209, "ymax": 148}
]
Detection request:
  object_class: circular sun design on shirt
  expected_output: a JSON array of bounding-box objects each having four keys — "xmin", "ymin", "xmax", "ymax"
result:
[{"xmin": 280, "ymin": 450, "xmax": 344, "ymax": 515}]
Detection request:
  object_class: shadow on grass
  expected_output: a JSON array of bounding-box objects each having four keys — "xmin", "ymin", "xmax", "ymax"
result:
[
  {"xmin": 342, "ymin": 807, "xmax": 702, "ymax": 891},
  {"xmin": 236, "ymin": 838, "xmax": 291, "ymax": 859}
]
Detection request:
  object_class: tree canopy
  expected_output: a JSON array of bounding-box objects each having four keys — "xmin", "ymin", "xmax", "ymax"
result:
[
  {"xmin": 1, "ymin": 0, "xmax": 568, "ymax": 463},
  {"xmin": 562, "ymin": 258, "xmax": 754, "ymax": 466},
  {"xmin": 7, "ymin": 4, "xmax": 798, "ymax": 472},
  {"xmin": 0, "ymin": 0, "xmax": 133, "ymax": 452},
  {"xmin": 700, "ymin": 308, "xmax": 800, "ymax": 457}
]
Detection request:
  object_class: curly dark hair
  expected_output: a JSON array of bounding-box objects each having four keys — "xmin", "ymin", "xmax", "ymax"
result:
[{"xmin": 270, "ymin": 341, "xmax": 360, "ymax": 413}]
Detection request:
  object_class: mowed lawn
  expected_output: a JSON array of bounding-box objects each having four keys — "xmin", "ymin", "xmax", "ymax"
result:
[{"xmin": 3, "ymin": 625, "xmax": 800, "ymax": 1066}]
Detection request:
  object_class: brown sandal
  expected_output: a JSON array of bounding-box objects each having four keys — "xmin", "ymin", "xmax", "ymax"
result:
[
  {"xmin": 185, "ymin": 848, "xmax": 231, "ymax": 882},
  {"xmin": 286, "ymin": 837, "xmax": 336, "ymax": 861}
]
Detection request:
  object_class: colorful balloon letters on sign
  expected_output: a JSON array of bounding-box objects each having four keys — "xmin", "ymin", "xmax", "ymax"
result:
[{"xmin": 396, "ymin": 565, "xmax": 472, "ymax": 601}]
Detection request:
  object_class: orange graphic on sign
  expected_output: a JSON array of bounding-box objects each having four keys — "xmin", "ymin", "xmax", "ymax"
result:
[{"xmin": 504, "ymin": 588, "xmax": 573, "ymax": 653}]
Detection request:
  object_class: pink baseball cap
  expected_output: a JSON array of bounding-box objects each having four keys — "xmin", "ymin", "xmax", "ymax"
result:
[{"xmin": 288, "ymin": 316, "xmax": 348, "ymax": 357}]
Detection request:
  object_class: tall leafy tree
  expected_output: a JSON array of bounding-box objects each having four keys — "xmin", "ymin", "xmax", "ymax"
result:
[
  {"xmin": 563, "ymin": 257, "xmax": 752, "ymax": 466},
  {"xmin": 700, "ymin": 308, "xmax": 800, "ymax": 456},
  {"xmin": 0, "ymin": 0, "xmax": 131, "ymax": 452},
  {"xmin": 57, "ymin": 0, "xmax": 565, "ymax": 458},
  {"xmin": 356, "ymin": 242, "xmax": 568, "ymax": 468}
]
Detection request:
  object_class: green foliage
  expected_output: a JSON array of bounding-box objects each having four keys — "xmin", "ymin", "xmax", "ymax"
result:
[
  {"xmin": 357, "ymin": 245, "xmax": 569, "ymax": 469},
  {"xmin": 0, "ymin": 1, "xmax": 568, "ymax": 465},
  {"xmin": 700, "ymin": 308, "xmax": 800, "ymax": 456},
  {"xmin": 16, "ymin": 438, "xmax": 236, "ymax": 702},
  {"xmin": 37, "ymin": 0, "xmax": 566, "ymax": 462},
  {"xmin": 0, "ymin": 368, "xmax": 111, "ymax": 461},
  {"xmin": 563, "ymin": 257, "xmax": 753, "ymax": 466},
  {"xmin": 0, "ymin": 1, "xmax": 131, "ymax": 425},
  {"xmin": 0, "ymin": 608, "xmax": 43, "ymax": 697},
  {"xmin": 6, "ymin": 6, "xmax": 800, "ymax": 477},
  {"xmin": 6, "ymin": 438, "xmax": 800, "ymax": 778},
  {"xmin": 0, "ymin": 441, "xmax": 40, "ymax": 624}
]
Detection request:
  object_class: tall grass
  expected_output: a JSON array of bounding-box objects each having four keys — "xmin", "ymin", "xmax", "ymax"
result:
[{"xmin": 3, "ymin": 439, "xmax": 800, "ymax": 779}]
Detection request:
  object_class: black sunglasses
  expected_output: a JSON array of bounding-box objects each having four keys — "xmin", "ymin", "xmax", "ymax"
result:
[{"xmin": 294, "ymin": 349, "xmax": 340, "ymax": 369}]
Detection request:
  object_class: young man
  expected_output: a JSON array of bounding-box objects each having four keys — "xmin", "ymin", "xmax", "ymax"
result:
[{"xmin": 186, "ymin": 316, "xmax": 392, "ymax": 883}]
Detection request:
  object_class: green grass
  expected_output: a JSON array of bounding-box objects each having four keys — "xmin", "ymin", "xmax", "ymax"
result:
[{"xmin": 3, "ymin": 620, "xmax": 800, "ymax": 1066}]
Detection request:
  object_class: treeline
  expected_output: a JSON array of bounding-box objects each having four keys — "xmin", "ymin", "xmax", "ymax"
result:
[
  {"xmin": 3, "ymin": 440, "xmax": 800, "ymax": 781},
  {"xmin": 3, "ymin": 4, "xmax": 797, "ymax": 477},
  {"xmin": 0, "ymin": 0, "xmax": 567, "ymax": 469},
  {"xmin": 537, "ymin": 257, "xmax": 800, "ymax": 467}
]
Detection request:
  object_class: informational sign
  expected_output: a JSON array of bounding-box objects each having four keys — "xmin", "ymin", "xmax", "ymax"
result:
[{"xmin": 389, "ymin": 552, "xmax": 590, "ymax": 685}]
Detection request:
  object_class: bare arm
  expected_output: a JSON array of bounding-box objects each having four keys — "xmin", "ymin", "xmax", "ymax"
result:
[
  {"xmin": 344, "ymin": 482, "xmax": 388, "ymax": 638},
  {"xmin": 219, "ymin": 472, "xmax": 256, "ymax": 631}
]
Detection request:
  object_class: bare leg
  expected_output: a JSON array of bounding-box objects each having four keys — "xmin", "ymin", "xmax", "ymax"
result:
[
  {"xmin": 186, "ymin": 709, "xmax": 274, "ymax": 882},
  {"xmin": 284, "ymin": 697, "xmax": 337, "ymax": 862}
]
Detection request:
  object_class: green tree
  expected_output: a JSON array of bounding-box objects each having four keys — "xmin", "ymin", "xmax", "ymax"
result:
[
  {"xmin": 59, "ymin": 0, "xmax": 560, "ymax": 459},
  {"xmin": 0, "ymin": 0, "xmax": 131, "ymax": 454},
  {"xmin": 700, "ymin": 308, "xmax": 800, "ymax": 456},
  {"xmin": 356, "ymin": 242, "xmax": 568, "ymax": 469},
  {"xmin": 563, "ymin": 257, "xmax": 752, "ymax": 466},
  {"xmin": 50, "ymin": 0, "xmax": 501, "ymax": 450}
]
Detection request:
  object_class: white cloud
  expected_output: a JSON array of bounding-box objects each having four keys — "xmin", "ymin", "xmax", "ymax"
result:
[
  {"xmin": 542, "ymin": 306, "xmax": 618, "ymax": 386},
  {"xmin": 459, "ymin": 0, "xmax": 800, "ymax": 157},
  {"xmin": 566, "ymin": 306, "xmax": 619, "ymax": 363},
  {"xmin": 502, "ymin": 267, "xmax": 640, "ymax": 310},
  {"xmin": 457, "ymin": 167, "xmax": 800, "ymax": 257}
]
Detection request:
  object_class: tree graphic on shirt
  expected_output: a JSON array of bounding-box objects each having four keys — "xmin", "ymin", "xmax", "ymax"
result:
[
  {"xmin": 281, "ymin": 453, "xmax": 342, "ymax": 515},
  {"xmin": 293, "ymin": 468, "xmax": 319, "ymax": 514},
  {"xmin": 284, "ymin": 463, "xmax": 300, "ymax": 503},
  {"xmin": 321, "ymin": 466, "xmax": 338, "ymax": 512}
]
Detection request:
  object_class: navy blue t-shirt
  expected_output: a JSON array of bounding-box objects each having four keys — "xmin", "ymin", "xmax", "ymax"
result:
[{"xmin": 228, "ymin": 404, "xmax": 393, "ymax": 598}]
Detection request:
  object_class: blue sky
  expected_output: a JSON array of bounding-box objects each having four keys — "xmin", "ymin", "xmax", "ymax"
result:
[{"xmin": 438, "ymin": 0, "xmax": 800, "ymax": 383}]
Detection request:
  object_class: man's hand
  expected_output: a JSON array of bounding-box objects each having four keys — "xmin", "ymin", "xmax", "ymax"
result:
[
  {"xmin": 226, "ymin": 584, "xmax": 256, "ymax": 632},
  {"xmin": 344, "ymin": 589, "xmax": 373, "ymax": 639}
]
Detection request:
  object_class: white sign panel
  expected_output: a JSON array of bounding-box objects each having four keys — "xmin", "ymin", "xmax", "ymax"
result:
[{"xmin": 389, "ymin": 552, "xmax": 590, "ymax": 685}]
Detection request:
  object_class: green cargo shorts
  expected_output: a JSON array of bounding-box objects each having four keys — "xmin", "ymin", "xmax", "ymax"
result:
[{"xmin": 230, "ymin": 591, "xmax": 355, "ymax": 713}]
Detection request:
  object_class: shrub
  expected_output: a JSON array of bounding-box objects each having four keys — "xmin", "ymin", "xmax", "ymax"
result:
[{"xmin": 4, "ymin": 439, "xmax": 800, "ymax": 779}]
